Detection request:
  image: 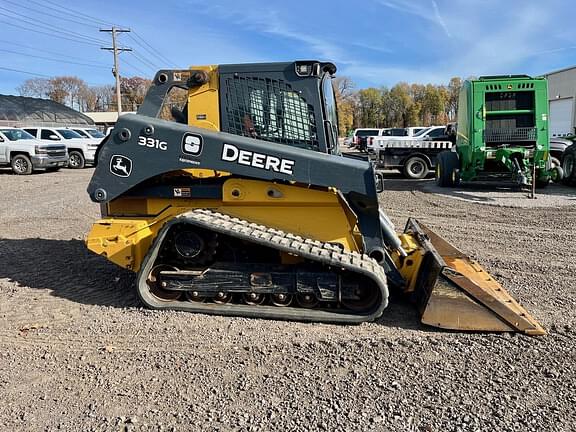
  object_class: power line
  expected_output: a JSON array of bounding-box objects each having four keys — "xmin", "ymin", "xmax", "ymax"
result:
[
  {"xmin": 0, "ymin": 48, "xmax": 110, "ymax": 69},
  {"xmin": 20, "ymin": 0, "xmax": 179, "ymax": 72},
  {"xmin": 129, "ymin": 50, "xmax": 160, "ymax": 71},
  {"xmin": 129, "ymin": 31, "xmax": 179, "ymax": 68},
  {"xmin": 3, "ymin": 0, "xmax": 100, "ymax": 30},
  {"xmin": 0, "ymin": 8, "xmax": 108, "ymax": 45},
  {"xmin": 0, "ymin": 65, "xmax": 112, "ymax": 87},
  {"xmin": 0, "ymin": 39, "xmax": 110, "ymax": 66},
  {"xmin": 0, "ymin": 19, "xmax": 103, "ymax": 47},
  {"xmin": 0, "ymin": 66, "xmax": 51, "ymax": 78},
  {"xmin": 122, "ymin": 59, "xmax": 151, "ymax": 77},
  {"xmin": 26, "ymin": 0, "xmax": 114, "ymax": 27}
]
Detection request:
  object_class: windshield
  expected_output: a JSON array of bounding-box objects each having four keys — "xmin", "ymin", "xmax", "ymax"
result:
[
  {"xmin": 73, "ymin": 129, "xmax": 90, "ymax": 138},
  {"xmin": 85, "ymin": 128, "xmax": 105, "ymax": 138},
  {"xmin": 321, "ymin": 73, "xmax": 339, "ymax": 153},
  {"xmin": 56, "ymin": 129, "xmax": 83, "ymax": 139},
  {"xmin": 413, "ymin": 127, "xmax": 432, "ymax": 137},
  {"xmin": 0, "ymin": 129, "xmax": 35, "ymax": 141},
  {"xmin": 357, "ymin": 129, "xmax": 380, "ymax": 137}
]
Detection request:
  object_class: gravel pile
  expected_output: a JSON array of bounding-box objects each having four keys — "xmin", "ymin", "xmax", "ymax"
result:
[{"xmin": 0, "ymin": 169, "xmax": 574, "ymax": 431}]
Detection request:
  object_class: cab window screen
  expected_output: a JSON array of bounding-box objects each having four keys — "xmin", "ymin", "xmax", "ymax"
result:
[{"xmin": 224, "ymin": 76, "xmax": 318, "ymax": 150}]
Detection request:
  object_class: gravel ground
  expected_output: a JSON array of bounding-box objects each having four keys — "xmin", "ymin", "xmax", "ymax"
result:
[{"xmin": 0, "ymin": 167, "xmax": 575, "ymax": 432}]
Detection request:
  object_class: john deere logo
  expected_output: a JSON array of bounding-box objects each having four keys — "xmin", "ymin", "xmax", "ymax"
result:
[
  {"xmin": 109, "ymin": 155, "xmax": 132, "ymax": 177},
  {"xmin": 182, "ymin": 133, "xmax": 203, "ymax": 156}
]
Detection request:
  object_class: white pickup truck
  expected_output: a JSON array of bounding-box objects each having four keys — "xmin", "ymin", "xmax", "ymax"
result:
[
  {"xmin": 23, "ymin": 127, "xmax": 101, "ymax": 169},
  {"xmin": 0, "ymin": 127, "xmax": 68, "ymax": 174}
]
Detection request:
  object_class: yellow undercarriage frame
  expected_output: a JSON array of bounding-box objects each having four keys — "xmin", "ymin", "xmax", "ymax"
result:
[{"xmin": 86, "ymin": 178, "xmax": 364, "ymax": 272}]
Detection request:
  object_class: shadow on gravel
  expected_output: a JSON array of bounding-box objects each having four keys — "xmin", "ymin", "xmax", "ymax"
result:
[
  {"xmin": 373, "ymin": 297, "xmax": 435, "ymax": 332},
  {"xmin": 381, "ymin": 177, "xmax": 434, "ymax": 192},
  {"xmin": 0, "ymin": 168, "xmax": 57, "ymax": 176},
  {"xmin": 0, "ymin": 238, "xmax": 138, "ymax": 308},
  {"xmin": 423, "ymin": 182, "xmax": 576, "ymax": 204},
  {"xmin": 0, "ymin": 238, "xmax": 433, "ymax": 330}
]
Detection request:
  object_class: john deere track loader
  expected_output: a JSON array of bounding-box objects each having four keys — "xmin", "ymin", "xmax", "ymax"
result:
[{"xmin": 86, "ymin": 61, "xmax": 544, "ymax": 334}]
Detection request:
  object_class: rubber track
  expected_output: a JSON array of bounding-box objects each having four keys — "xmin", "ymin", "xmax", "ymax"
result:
[{"xmin": 136, "ymin": 209, "xmax": 389, "ymax": 324}]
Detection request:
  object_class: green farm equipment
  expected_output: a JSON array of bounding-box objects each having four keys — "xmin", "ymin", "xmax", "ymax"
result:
[{"xmin": 436, "ymin": 75, "xmax": 560, "ymax": 188}]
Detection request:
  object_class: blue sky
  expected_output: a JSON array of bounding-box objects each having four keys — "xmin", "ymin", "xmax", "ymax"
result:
[{"xmin": 0, "ymin": 0, "xmax": 575, "ymax": 95}]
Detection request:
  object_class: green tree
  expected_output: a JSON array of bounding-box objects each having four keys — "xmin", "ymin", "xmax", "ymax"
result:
[
  {"xmin": 357, "ymin": 88, "xmax": 382, "ymax": 127},
  {"xmin": 446, "ymin": 77, "xmax": 462, "ymax": 121}
]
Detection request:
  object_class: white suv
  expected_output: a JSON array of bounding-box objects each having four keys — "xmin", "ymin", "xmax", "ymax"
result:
[{"xmin": 23, "ymin": 127, "xmax": 101, "ymax": 169}]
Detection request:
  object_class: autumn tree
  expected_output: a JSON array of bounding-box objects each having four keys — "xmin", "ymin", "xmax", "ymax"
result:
[
  {"xmin": 446, "ymin": 77, "xmax": 462, "ymax": 121},
  {"xmin": 333, "ymin": 76, "xmax": 355, "ymax": 135},
  {"xmin": 48, "ymin": 76, "xmax": 87, "ymax": 110},
  {"xmin": 120, "ymin": 76, "xmax": 152, "ymax": 111},
  {"xmin": 17, "ymin": 78, "xmax": 51, "ymax": 99},
  {"xmin": 91, "ymin": 85, "xmax": 115, "ymax": 111},
  {"xmin": 348, "ymin": 77, "xmax": 464, "ymax": 129}
]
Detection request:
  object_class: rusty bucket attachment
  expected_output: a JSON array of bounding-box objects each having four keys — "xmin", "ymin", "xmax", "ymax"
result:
[{"xmin": 400, "ymin": 219, "xmax": 545, "ymax": 335}]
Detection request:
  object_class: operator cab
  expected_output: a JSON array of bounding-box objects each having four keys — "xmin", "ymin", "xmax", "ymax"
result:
[{"xmin": 160, "ymin": 61, "xmax": 340, "ymax": 156}]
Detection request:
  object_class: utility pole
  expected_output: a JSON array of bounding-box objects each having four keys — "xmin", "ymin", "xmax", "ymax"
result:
[{"xmin": 100, "ymin": 27, "xmax": 131, "ymax": 115}]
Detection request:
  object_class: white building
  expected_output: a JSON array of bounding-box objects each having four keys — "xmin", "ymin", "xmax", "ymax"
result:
[
  {"xmin": 83, "ymin": 111, "xmax": 136, "ymax": 130},
  {"xmin": 544, "ymin": 66, "xmax": 576, "ymax": 137}
]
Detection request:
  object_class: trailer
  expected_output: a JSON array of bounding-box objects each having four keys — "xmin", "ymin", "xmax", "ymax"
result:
[{"xmin": 371, "ymin": 139, "xmax": 454, "ymax": 179}]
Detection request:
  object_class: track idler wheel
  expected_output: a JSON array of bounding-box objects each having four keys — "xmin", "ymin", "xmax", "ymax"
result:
[
  {"xmin": 296, "ymin": 293, "xmax": 319, "ymax": 308},
  {"xmin": 147, "ymin": 265, "xmax": 182, "ymax": 301},
  {"xmin": 271, "ymin": 293, "xmax": 292, "ymax": 307},
  {"xmin": 341, "ymin": 280, "xmax": 380, "ymax": 312},
  {"xmin": 213, "ymin": 291, "xmax": 232, "ymax": 304},
  {"xmin": 243, "ymin": 292, "xmax": 266, "ymax": 305},
  {"xmin": 185, "ymin": 290, "xmax": 206, "ymax": 303}
]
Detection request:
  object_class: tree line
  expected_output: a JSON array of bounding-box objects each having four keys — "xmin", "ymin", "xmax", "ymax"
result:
[
  {"xmin": 333, "ymin": 76, "xmax": 463, "ymax": 135},
  {"xmin": 17, "ymin": 76, "xmax": 152, "ymax": 112},
  {"xmin": 17, "ymin": 74, "xmax": 464, "ymax": 136}
]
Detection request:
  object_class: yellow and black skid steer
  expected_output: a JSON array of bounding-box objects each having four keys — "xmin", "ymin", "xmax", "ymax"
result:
[{"xmin": 86, "ymin": 61, "xmax": 544, "ymax": 335}]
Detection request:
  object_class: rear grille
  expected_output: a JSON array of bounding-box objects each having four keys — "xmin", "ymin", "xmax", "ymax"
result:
[{"xmin": 485, "ymin": 127, "xmax": 537, "ymax": 142}]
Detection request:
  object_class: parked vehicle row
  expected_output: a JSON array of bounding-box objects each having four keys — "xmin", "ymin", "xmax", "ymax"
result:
[
  {"xmin": 0, "ymin": 126, "xmax": 105, "ymax": 175},
  {"xmin": 367, "ymin": 126, "xmax": 448, "ymax": 152},
  {"xmin": 345, "ymin": 126, "xmax": 447, "ymax": 152},
  {"xmin": 366, "ymin": 122, "xmax": 574, "ymax": 183}
]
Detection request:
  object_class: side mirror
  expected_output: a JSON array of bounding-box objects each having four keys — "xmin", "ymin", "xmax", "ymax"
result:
[
  {"xmin": 375, "ymin": 172, "xmax": 384, "ymax": 193},
  {"xmin": 49, "ymin": 134, "xmax": 60, "ymax": 140},
  {"xmin": 0, "ymin": 136, "xmax": 4, "ymax": 142}
]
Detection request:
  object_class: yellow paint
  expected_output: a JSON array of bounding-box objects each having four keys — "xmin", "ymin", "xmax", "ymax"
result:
[
  {"xmin": 87, "ymin": 179, "xmax": 363, "ymax": 272},
  {"xmin": 181, "ymin": 169, "xmax": 231, "ymax": 178},
  {"xmin": 393, "ymin": 233, "xmax": 425, "ymax": 294},
  {"xmin": 187, "ymin": 65, "xmax": 220, "ymax": 131}
]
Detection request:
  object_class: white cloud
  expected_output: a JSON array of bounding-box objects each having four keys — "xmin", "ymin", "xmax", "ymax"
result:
[
  {"xmin": 376, "ymin": 0, "xmax": 452, "ymax": 38},
  {"xmin": 431, "ymin": 1, "xmax": 451, "ymax": 38},
  {"xmin": 183, "ymin": 1, "xmax": 349, "ymax": 63}
]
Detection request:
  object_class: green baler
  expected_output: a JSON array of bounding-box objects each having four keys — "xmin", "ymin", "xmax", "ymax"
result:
[{"xmin": 436, "ymin": 75, "xmax": 558, "ymax": 188}]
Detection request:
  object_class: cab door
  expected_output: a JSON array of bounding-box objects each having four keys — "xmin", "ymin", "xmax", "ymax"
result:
[{"xmin": 0, "ymin": 132, "xmax": 7, "ymax": 163}]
